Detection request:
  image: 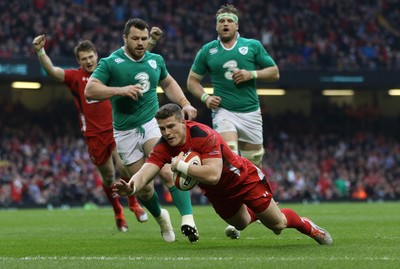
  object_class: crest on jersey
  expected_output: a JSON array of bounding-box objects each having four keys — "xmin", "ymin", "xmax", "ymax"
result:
[
  {"xmin": 209, "ymin": 48, "xmax": 218, "ymax": 55},
  {"xmin": 115, "ymin": 58, "xmax": 125, "ymax": 64},
  {"xmin": 238, "ymin": 47, "xmax": 248, "ymax": 55},
  {"xmin": 148, "ymin": 60, "xmax": 157, "ymax": 69}
]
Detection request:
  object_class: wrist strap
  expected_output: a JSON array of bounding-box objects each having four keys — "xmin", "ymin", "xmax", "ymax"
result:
[
  {"xmin": 37, "ymin": 48, "xmax": 46, "ymax": 57},
  {"xmin": 201, "ymin": 93, "xmax": 210, "ymax": 103},
  {"xmin": 178, "ymin": 98, "xmax": 190, "ymax": 108},
  {"xmin": 177, "ymin": 160, "xmax": 190, "ymax": 175},
  {"xmin": 148, "ymin": 38, "xmax": 157, "ymax": 45},
  {"xmin": 250, "ymin": 70, "xmax": 258, "ymax": 79}
]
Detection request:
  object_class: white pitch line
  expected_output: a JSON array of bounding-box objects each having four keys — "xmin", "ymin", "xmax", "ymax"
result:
[{"xmin": 0, "ymin": 256, "xmax": 399, "ymax": 262}]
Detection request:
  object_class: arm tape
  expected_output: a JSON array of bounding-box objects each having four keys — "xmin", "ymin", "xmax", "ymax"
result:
[{"xmin": 177, "ymin": 160, "xmax": 190, "ymax": 175}]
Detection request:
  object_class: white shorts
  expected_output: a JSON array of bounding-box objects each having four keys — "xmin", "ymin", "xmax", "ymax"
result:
[
  {"xmin": 114, "ymin": 118, "xmax": 161, "ymax": 165},
  {"xmin": 212, "ymin": 108, "xmax": 263, "ymax": 144}
]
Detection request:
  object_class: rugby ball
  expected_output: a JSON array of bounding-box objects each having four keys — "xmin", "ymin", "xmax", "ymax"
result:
[{"xmin": 173, "ymin": 151, "xmax": 201, "ymax": 191}]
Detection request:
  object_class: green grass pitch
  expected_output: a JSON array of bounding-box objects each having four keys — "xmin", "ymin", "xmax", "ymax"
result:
[{"xmin": 1, "ymin": 202, "xmax": 399, "ymax": 269}]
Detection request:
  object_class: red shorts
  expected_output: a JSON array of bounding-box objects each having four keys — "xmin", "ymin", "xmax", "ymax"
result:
[
  {"xmin": 203, "ymin": 165, "xmax": 273, "ymax": 220},
  {"xmin": 85, "ymin": 131, "xmax": 116, "ymax": 166}
]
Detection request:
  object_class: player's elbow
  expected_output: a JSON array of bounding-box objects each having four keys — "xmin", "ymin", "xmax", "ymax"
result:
[
  {"xmin": 271, "ymin": 66, "xmax": 280, "ymax": 81},
  {"xmin": 204, "ymin": 172, "xmax": 221, "ymax": 185},
  {"xmin": 186, "ymin": 78, "xmax": 195, "ymax": 94},
  {"xmin": 186, "ymin": 71, "xmax": 202, "ymax": 93}
]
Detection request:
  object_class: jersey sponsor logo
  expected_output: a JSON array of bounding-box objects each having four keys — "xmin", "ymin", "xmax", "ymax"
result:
[
  {"xmin": 82, "ymin": 76, "xmax": 90, "ymax": 82},
  {"xmin": 238, "ymin": 47, "xmax": 248, "ymax": 55},
  {"xmin": 222, "ymin": 60, "xmax": 238, "ymax": 80},
  {"xmin": 135, "ymin": 72, "xmax": 150, "ymax": 93},
  {"xmin": 148, "ymin": 60, "xmax": 157, "ymax": 69},
  {"xmin": 115, "ymin": 58, "xmax": 125, "ymax": 64},
  {"xmin": 209, "ymin": 48, "xmax": 218, "ymax": 55}
]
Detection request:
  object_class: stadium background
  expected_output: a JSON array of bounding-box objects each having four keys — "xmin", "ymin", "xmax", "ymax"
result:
[{"xmin": 0, "ymin": 0, "xmax": 399, "ymax": 208}]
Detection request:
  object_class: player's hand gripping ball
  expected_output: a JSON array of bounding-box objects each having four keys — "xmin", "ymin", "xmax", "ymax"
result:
[{"xmin": 173, "ymin": 151, "xmax": 201, "ymax": 191}]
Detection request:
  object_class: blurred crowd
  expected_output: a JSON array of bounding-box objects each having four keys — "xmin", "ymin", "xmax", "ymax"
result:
[
  {"xmin": 0, "ymin": 101, "xmax": 183, "ymax": 208},
  {"xmin": 1, "ymin": 0, "xmax": 400, "ymax": 208},
  {"xmin": 1, "ymin": 100, "xmax": 399, "ymax": 208},
  {"xmin": 262, "ymin": 105, "xmax": 400, "ymax": 203},
  {"xmin": 1, "ymin": 0, "xmax": 400, "ymax": 70}
]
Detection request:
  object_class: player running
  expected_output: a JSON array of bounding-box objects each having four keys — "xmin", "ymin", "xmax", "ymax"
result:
[{"xmin": 32, "ymin": 28, "xmax": 164, "ymax": 232}]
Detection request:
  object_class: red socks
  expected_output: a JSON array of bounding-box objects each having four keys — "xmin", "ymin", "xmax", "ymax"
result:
[
  {"xmin": 120, "ymin": 177, "xmax": 140, "ymax": 208},
  {"xmin": 281, "ymin": 208, "xmax": 312, "ymax": 235},
  {"xmin": 128, "ymin": 194, "xmax": 139, "ymax": 208},
  {"xmin": 246, "ymin": 207, "xmax": 258, "ymax": 224},
  {"xmin": 102, "ymin": 183, "xmax": 123, "ymax": 215}
]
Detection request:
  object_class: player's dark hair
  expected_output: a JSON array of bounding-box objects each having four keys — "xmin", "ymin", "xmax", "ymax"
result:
[
  {"xmin": 74, "ymin": 40, "xmax": 96, "ymax": 58},
  {"xmin": 155, "ymin": 103, "xmax": 183, "ymax": 121},
  {"xmin": 124, "ymin": 18, "xmax": 150, "ymax": 37},
  {"xmin": 215, "ymin": 4, "xmax": 238, "ymax": 18}
]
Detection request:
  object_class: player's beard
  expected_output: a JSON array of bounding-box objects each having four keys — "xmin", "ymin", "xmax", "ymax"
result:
[
  {"xmin": 219, "ymin": 35, "xmax": 233, "ymax": 43},
  {"xmin": 126, "ymin": 44, "xmax": 145, "ymax": 61},
  {"xmin": 219, "ymin": 30, "xmax": 236, "ymax": 43}
]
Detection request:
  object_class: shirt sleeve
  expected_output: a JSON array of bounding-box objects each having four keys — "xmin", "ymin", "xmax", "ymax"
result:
[
  {"xmin": 253, "ymin": 40, "xmax": 276, "ymax": 68},
  {"xmin": 147, "ymin": 143, "xmax": 170, "ymax": 168},
  {"xmin": 91, "ymin": 58, "xmax": 111, "ymax": 84},
  {"xmin": 63, "ymin": 69, "xmax": 74, "ymax": 87},
  {"xmin": 158, "ymin": 55, "xmax": 169, "ymax": 81},
  {"xmin": 190, "ymin": 46, "xmax": 208, "ymax": 76}
]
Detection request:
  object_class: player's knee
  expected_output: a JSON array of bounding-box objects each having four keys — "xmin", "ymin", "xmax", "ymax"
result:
[
  {"xmin": 241, "ymin": 148, "xmax": 265, "ymax": 166},
  {"xmin": 235, "ymin": 223, "xmax": 248, "ymax": 231},
  {"xmin": 116, "ymin": 165, "xmax": 130, "ymax": 179},
  {"xmin": 99, "ymin": 171, "xmax": 115, "ymax": 186},
  {"xmin": 226, "ymin": 141, "xmax": 239, "ymax": 155},
  {"xmin": 102, "ymin": 178, "xmax": 114, "ymax": 187},
  {"xmin": 137, "ymin": 183, "xmax": 154, "ymax": 200}
]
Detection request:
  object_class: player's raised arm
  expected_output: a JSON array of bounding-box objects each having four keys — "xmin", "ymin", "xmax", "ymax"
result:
[
  {"xmin": 146, "ymin": 26, "xmax": 163, "ymax": 51},
  {"xmin": 32, "ymin": 34, "xmax": 65, "ymax": 82}
]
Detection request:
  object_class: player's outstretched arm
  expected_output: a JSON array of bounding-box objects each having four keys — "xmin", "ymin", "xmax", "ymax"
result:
[{"xmin": 113, "ymin": 163, "xmax": 160, "ymax": 196}]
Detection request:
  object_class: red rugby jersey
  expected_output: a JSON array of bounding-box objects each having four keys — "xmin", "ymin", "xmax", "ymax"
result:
[{"xmin": 63, "ymin": 67, "xmax": 113, "ymax": 136}]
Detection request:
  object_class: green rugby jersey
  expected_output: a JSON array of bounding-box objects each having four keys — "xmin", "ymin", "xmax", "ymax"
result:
[
  {"xmin": 191, "ymin": 37, "xmax": 276, "ymax": 112},
  {"xmin": 92, "ymin": 48, "xmax": 168, "ymax": 131}
]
